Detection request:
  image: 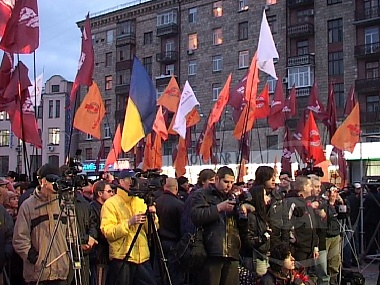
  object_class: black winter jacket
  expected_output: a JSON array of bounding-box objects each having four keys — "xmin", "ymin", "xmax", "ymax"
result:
[
  {"xmin": 90, "ymin": 199, "xmax": 109, "ymax": 264},
  {"xmin": 0, "ymin": 204, "xmax": 13, "ymax": 270},
  {"xmin": 191, "ymin": 185, "xmax": 241, "ymax": 260},
  {"xmin": 75, "ymin": 194, "xmax": 98, "ymax": 251}
]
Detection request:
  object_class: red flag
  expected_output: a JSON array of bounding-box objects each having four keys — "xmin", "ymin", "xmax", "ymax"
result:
[
  {"xmin": 105, "ymin": 124, "xmax": 122, "ymax": 170},
  {"xmin": 0, "ymin": 0, "xmax": 39, "ymax": 53},
  {"xmin": 344, "ymin": 85, "xmax": 356, "ymax": 116},
  {"xmin": 281, "ymin": 126, "xmax": 294, "ymax": 173},
  {"xmin": 0, "ymin": 51, "xmax": 13, "ymax": 110},
  {"xmin": 324, "ymin": 82, "xmax": 338, "ymax": 140},
  {"xmin": 283, "ymin": 84, "xmax": 296, "ymax": 119},
  {"xmin": 255, "ymin": 83, "xmax": 270, "ymax": 119},
  {"xmin": 153, "ymin": 106, "xmax": 168, "ymax": 141},
  {"xmin": 68, "ymin": 14, "xmax": 94, "ymax": 109},
  {"xmin": 291, "ymin": 112, "xmax": 308, "ymax": 163},
  {"xmin": 301, "ymin": 112, "xmax": 325, "ymax": 164},
  {"xmin": 306, "ymin": 82, "xmax": 327, "ymax": 121},
  {"xmin": 2, "ymin": 61, "xmax": 29, "ymax": 101},
  {"xmin": 268, "ymin": 77, "xmax": 285, "ymax": 131},
  {"xmin": 228, "ymin": 71, "xmax": 247, "ymax": 110},
  {"xmin": 0, "ymin": 1, "xmax": 12, "ymax": 37},
  {"xmin": 208, "ymin": 73, "xmax": 231, "ymax": 126}
]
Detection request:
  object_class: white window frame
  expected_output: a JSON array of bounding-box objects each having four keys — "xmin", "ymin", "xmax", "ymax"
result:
[
  {"xmin": 157, "ymin": 10, "xmax": 177, "ymax": 26},
  {"xmin": 188, "ymin": 60, "xmax": 197, "ymax": 75},
  {"xmin": 267, "ymin": 77, "xmax": 277, "ymax": 94},
  {"xmin": 86, "ymin": 133, "xmax": 93, "ymax": 141},
  {"xmin": 213, "ymin": 28, "xmax": 223, "ymax": 45},
  {"xmin": 212, "ymin": 55, "xmax": 223, "ymax": 72},
  {"xmin": 288, "ymin": 66, "xmax": 313, "ymax": 89},
  {"xmin": 106, "ymin": 30, "xmax": 113, "ymax": 44},
  {"xmin": 104, "ymin": 125, "xmax": 111, "ymax": 139},
  {"xmin": 189, "ymin": 7, "xmax": 197, "ymax": 23},
  {"xmin": 166, "ymin": 40, "xmax": 175, "ymax": 52},
  {"xmin": 239, "ymin": 0, "xmax": 249, "ymax": 11},
  {"xmin": 166, "ymin": 64, "xmax": 175, "ymax": 75},
  {"xmin": 0, "ymin": 130, "xmax": 10, "ymax": 147},
  {"xmin": 212, "ymin": 84, "xmax": 222, "ymax": 101},
  {"xmin": 213, "ymin": 1, "xmax": 223, "ymax": 17},
  {"xmin": 48, "ymin": 128, "xmax": 60, "ymax": 145},
  {"xmin": 238, "ymin": 50, "xmax": 249, "ymax": 68}
]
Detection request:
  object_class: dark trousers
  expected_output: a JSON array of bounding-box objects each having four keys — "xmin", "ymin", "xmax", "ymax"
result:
[
  {"xmin": 159, "ymin": 240, "xmax": 185, "ymax": 285},
  {"xmin": 105, "ymin": 259, "xmax": 156, "ymax": 285},
  {"xmin": 28, "ymin": 281, "xmax": 67, "ymax": 285},
  {"xmin": 67, "ymin": 255, "xmax": 90, "ymax": 285},
  {"xmin": 200, "ymin": 257, "xmax": 239, "ymax": 285}
]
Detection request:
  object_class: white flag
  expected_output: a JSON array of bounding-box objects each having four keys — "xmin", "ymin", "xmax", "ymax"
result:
[
  {"xmin": 29, "ymin": 73, "xmax": 43, "ymax": 108},
  {"xmin": 257, "ymin": 10, "xmax": 279, "ymax": 79},
  {"xmin": 173, "ymin": 80, "xmax": 199, "ymax": 139}
]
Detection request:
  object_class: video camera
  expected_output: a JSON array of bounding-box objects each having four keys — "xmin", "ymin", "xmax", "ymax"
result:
[
  {"xmin": 129, "ymin": 169, "xmax": 167, "ymax": 200},
  {"xmin": 295, "ymin": 157, "xmax": 324, "ymax": 177}
]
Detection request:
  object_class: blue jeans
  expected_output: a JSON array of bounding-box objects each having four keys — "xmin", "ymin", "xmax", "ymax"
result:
[{"xmin": 105, "ymin": 259, "xmax": 156, "ymax": 285}]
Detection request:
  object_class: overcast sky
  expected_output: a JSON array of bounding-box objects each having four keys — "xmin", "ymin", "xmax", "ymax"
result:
[{"xmin": 16, "ymin": 0, "xmax": 135, "ymax": 82}]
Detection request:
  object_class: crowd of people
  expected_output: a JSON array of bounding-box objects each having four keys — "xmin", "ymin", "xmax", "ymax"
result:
[{"xmin": 0, "ymin": 164, "xmax": 378, "ymax": 285}]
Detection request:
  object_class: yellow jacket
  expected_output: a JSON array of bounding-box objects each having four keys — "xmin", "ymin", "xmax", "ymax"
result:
[{"xmin": 100, "ymin": 188, "xmax": 158, "ymax": 263}]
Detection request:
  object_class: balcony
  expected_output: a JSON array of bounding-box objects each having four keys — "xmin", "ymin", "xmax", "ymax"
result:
[
  {"xmin": 354, "ymin": 42, "xmax": 380, "ymax": 58},
  {"xmin": 115, "ymin": 84, "xmax": 130, "ymax": 96},
  {"xmin": 355, "ymin": 77, "xmax": 380, "ymax": 93},
  {"xmin": 156, "ymin": 51, "xmax": 178, "ymax": 64},
  {"xmin": 116, "ymin": 59, "xmax": 133, "ymax": 71},
  {"xmin": 288, "ymin": 23, "xmax": 314, "ymax": 38},
  {"xmin": 361, "ymin": 111, "xmax": 380, "ymax": 123},
  {"xmin": 116, "ymin": 32, "xmax": 136, "ymax": 46},
  {"xmin": 295, "ymin": 87, "xmax": 311, "ymax": 97},
  {"xmin": 354, "ymin": 6, "xmax": 380, "ymax": 24},
  {"xmin": 287, "ymin": 0, "xmax": 314, "ymax": 8},
  {"xmin": 287, "ymin": 54, "xmax": 315, "ymax": 67},
  {"xmin": 156, "ymin": 23, "xmax": 179, "ymax": 37}
]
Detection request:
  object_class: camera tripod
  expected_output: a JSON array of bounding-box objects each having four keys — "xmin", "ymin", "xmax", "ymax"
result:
[
  {"xmin": 35, "ymin": 188, "xmax": 85, "ymax": 285},
  {"xmin": 113, "ymin": 193, "xmax": 172, "ymax": 285}
]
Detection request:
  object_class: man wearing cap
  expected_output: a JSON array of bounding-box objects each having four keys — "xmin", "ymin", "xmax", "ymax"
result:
[
  {"xmin": 13, "ymin": 163, "xmax": 70, "ymax": 285},
  {"xmin": 101, "ymin": 169, "xmax": 158, "ymax": 285},
  {"xmin": 0, "ymin": 178, "xmax": 10, "ymax": 205}
]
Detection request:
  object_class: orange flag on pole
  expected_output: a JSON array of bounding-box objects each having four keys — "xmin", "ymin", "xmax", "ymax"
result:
[
  {"xmin": 199, "ymin": 125, "xmax": 215, "ymax": 163},
  {"xmin": 237, "ymin": 159, "xmax": 247, "ymax": 183},
  {"xmin": 255, "ymin": 83, "xmax": 270, "ymax": 119},
  {"xmin": 233, "ymin": 103, "xmax": 255, "ymax": 139},
  {"xmin": 208, "ymin": 73, "xmax": 232, "ymax": 127},
  {"xmin": 153, "ymin": 106, "xmax": 168, "ymax": 141},
  {"xmin": 105, "ymin": 124, "xmax": 122, "ymax": 170},
  {"xmin": 73, "ymin": 81, "xmax": 105, "ymax": 139},
  {"xmin": 301, "ymin": 112, "xmax": 325, "ymax": 164},
  {"xmin": 331, "ymin": 103, "xmax": 360, "ymax": 153},
  {"xmin": 173, "ymin": 137, "xmax": 188, "ymax": 177},
  {"xmin": 157, "ymin": 76, "xmax": 181, "ymax": 113}
]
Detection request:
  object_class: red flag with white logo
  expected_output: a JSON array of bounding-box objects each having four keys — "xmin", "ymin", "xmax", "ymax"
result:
[
  {"xmin": 0, "ymin": 0, "xmax": 13, "ymax": 37},
  {"xmin": 283, "ymin": 84, "xmax": 296, "ymax": 119},
  {"xmin": 267, "ymin": 77, "xmax": 285, "ymax": 131},
  {"xmin": 301, "ymin": 112, "xmax": 325, "ymax": 164},
  {"xmin": 306, "ymin": 82, "xmax": 327, "ymax": 121}
]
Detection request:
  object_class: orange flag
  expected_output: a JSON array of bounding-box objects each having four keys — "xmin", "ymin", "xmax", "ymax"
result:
[
  {"xmin": 143, "ymin": 133, "xmax": 163, "ymax": 170},
  {"xmin": 157, "ymin": 76, "xmax": 181, "ymax": 113},
  {"xmin": 244, "ymin": 52, "xmax": 259, "ymax": 103},
  {"xmin": 255, "ymin": 83, "xmax": 270, "ymax": 119},
  {"xmin": 143, "ymin": 133, "xmax": 154, "ymax": 170},
  {"xmin": 208, "ymin": 73, "xmax": 232, "ymax": 127},
  {"xmin": 301, "ymin": 112, "xmax": 325, "ymax": 164},
  {"xmin": 233, "ymin": 103, "xmax": 255, "ymax": 139},
  {"xmin": 73, "ymin": 81, "xmax": 105, "ymax": 139},
  {"xmin": 237, "ymin": 159, "xmax": 247, "ymax": 183},
  {"xmin": 331, "ymin": 103, "xmax": 360, "ymax": 153},
  {"xmin": 168, "ymin": 108, "xmax": 200, "ymax": 134},
  {"xmin": 199, "ymin": 126, "xmax": 215, "ymax": 163},
  {"xmin": 153, "ymin": 106, "xmax": 168, "ymax": 141},
  {"xmin": 173, "ymin": 137, "xmax": 187, "ymax": 177},
  {"xmin": 105, "ymin": 124, "xmax": 122, "ymax": 170}
]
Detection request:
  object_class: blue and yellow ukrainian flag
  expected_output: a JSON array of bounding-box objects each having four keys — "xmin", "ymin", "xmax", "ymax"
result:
[{"xmin": 121, "ymin": 57, "xmax": 157, "ymax": 152}]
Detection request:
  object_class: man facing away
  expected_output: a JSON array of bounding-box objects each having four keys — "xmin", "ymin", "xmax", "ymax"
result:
[
  {"xmin": 191, "ymin": 166, "xmax": 242, "ymax": 285},
  {"xmin": 101, "ymin": 169, "xmax": 158, "ymax": 285},
  {"xmin": 13, "ymin": 164, "xmax": 70, "ymax": 285}
]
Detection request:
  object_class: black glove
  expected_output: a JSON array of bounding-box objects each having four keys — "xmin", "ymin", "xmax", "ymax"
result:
[{"xmin": 27, "ymin": 246, "xmax": 39, "ymax": 264}]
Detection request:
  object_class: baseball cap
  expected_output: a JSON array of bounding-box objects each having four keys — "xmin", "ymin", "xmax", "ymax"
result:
[
  {"xmin": 118, "ymin": 169, "xmax": 135, "ymax": 180},
  {"xmin": 37, "ymin": 164, "xmax": 61, "ymax": 180},
  {"xmin": 354, "ymin": 182, "xmax": 361, "ymax": 189}
]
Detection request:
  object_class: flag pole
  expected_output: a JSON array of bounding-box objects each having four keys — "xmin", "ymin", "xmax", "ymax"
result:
[
  {"xmin": 359, "ymin": 132, "xmax": 365, "ymax": 256},
  {"xmin": 30, "ymin": 50, "xmax": 39, "ymax": 176},
  {"xmin": 66, "ymin": 87, "xmax": 80, "ymax": 164},
  {"xmin": 256, "ymin": 127, "xmax": 264, "ymax": 163}
]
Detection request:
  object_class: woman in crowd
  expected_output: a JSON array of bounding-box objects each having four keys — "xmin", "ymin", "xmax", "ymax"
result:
[{"xmin": 3, "ymin": 191, "xmax": 18, "ymax": 220}]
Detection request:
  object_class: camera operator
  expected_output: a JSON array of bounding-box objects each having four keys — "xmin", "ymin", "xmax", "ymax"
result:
[
  {"xmin": 100, "ymin": 169, "xmax": 158, "ymax": 285},
  {"xmin": 13, "ymin": 164, "xmax": 70, "ymax": 285},
  {"xmin": 190, "ymin": 166, "xmax": 243, "ymax": 285}
]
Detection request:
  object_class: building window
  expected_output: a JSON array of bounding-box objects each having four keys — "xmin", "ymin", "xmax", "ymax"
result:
[
  {"xmin": 0, "ymin": 111, "xmax": 9, "ymax": 120},
  {"xmin": 327, "ymin": 0, "xmax": 342, "ymax": 5},
  {"xmin": 267, "ymin": 135, "xmax": 278, "ymax": 149},
  {"xmin": 212, "ymin": 83, "xmax": 222, "ymax": 101},
  {"xmin": 333, "ymin": 83, "xmax": 345, "ymax": 108},
  {"xmin": 328, "ymin": 18, "xmax": 343, "ymax": 43},
  {"xmin": 85, "ymin": 148, "xmax": 93, "ymax": 160},
  {"xmin": 143, "ymin": 57, "xmax": 153, "ymax": 77},
  {"xmin": 117, "ymin": 20, "xmax": 135, "ymax": 37},
  {"xmin": 51, "ymin": 85, "xmax": 59, "ymax": 93},
  {"xmin": 188, "ymin": 60, "xmax": 197, "ymax": 75},
  {"xmin": 297, "ymin": 9, "xmax": 314, "ymax": 24},
  {"xmin": 144, "ymin": 31, "xmax": 153, "ymax": 45},
  {"xmin": 106, "ymin": 30, "xmax": 113, "ymax": 44},
  {"xmin": 288, "ymin": 66, "xmax": 313, "ymax": 89},
  {"xmin": 366, "ymin": 62, "xmax": 379, "ymax": 78},
  {"xmin": 55, "ymin": 100, "xmax": 60, "ymax": 118},
  {"xmin": 366, "ymin": 95, "xmax": 379, "ymax": 112},
  {"xmin": 213, "ymin": 1, "xmax": 223, "ymax": 17},
  {"xmin": 37, "ymin": 106, "xmax": 42, "ymax": 119},
  {"xmin": 267, "ymin": 77, "xmax": 277, "ymax": 94},
  {"xmin": 328, "ymin": 51, "xmax": 344, "ymax": 75},
  {"xmin": 166, "ymin": 64, "xmax": 175, "ymax": 75},
  {"xmin": 0, "ymin": 130, "xmax": 10, "ymax": 147},
  {"xmin": 48, "ymin": 128, "xmax": 60, "ymax": 145},
  {"xmin": 239, "ymin": 50, "xmax": 249, "ymax": 68},
  {"xmin": 157, "ymin": 10, "xmax": 177, "ymax": 26},
  {"xmin": 48, "ymin": 100, "xmax": 53, "ymax": 118},
  {"xmin": 116, "ymin": 70, "xmax": 131, "ymax": 85},
  {"xmin": 212, "ymin": 55, "xmax": 223, "ymax": 72},
  {"xmin": 105, "ymin": 75, "xmax": 112, "ymax": 90},
  {"xmin": 238, "ymin": 21, "xmax": 248, "ymax": 40},
  {"xmin": 267, "ymin": 0, "xmax": 277, "ymax": 4},
  {"xmin": 188, "ymin": 33, "xmax": 198, "ymax": 50},
  {"xmin": 104, "ymin": 124, "xmax": 111, "ymax": 139},
  {"xmin": 239, "ymin": 0, "xmax": 249, "ymax": 11},
  {"xmin": 189, "ymin": 7, "xmax": 197, "ymax": 23},
  {"xmin": 296, "ymin": 40, "xmax": 309, "ymax": 56},
  {"xmin": 0, "ymin": 156, "xmax": 8, "ymax": 176},
  {"xmin": 267, "ymin": 15, "xmax": 277, "ymax": 34},
  {"xmin": 212, "ymin": 28, "xmax": 223, "ymax": 45},
  {"xmin": 366, "ymin": 127, "xmax": 380, "ymax": 142},
  {"xmin": 116, "ymin": 45, "xmax": 133, "ymax": 61},
  {"xmin": 165, "ymin": 40, "xmax": 175, "ymax": 52},
  {"xmin": 105, "ymin": 52, "xmax": 112, "ymax": 67},
  {"xmin": 105, "ymin": 99, "xmax": 112, "ymax": 114}
]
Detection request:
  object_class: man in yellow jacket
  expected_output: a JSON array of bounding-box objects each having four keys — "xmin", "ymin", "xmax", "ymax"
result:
[{"xmin": 101, "ymin": 169, "xmax": 158, "ymax": 285}]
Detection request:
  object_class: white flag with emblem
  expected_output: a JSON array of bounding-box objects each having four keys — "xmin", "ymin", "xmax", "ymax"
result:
[{"xmin": 29, "ymin": 73, "xmax": 43, "ymax": 108}]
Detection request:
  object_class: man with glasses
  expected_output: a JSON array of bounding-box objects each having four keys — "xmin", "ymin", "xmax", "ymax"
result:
[
  {"xmin": 90, "ymin": 180, "xmax": 115, "ymax": 285},
  {"xmin": 279, "ymin": 171, "xmax": 292, "ymax": 193}
]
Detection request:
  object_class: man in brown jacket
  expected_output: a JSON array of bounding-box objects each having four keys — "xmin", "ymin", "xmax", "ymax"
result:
[{"xmin": 13, "ymin": 164, "xmax": 70, "ymax": 285}]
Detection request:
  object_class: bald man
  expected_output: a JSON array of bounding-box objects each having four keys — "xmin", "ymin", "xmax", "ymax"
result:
[{"xmin": 155, "ymin": 178, "xmax": 185, "ymax": 285}]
